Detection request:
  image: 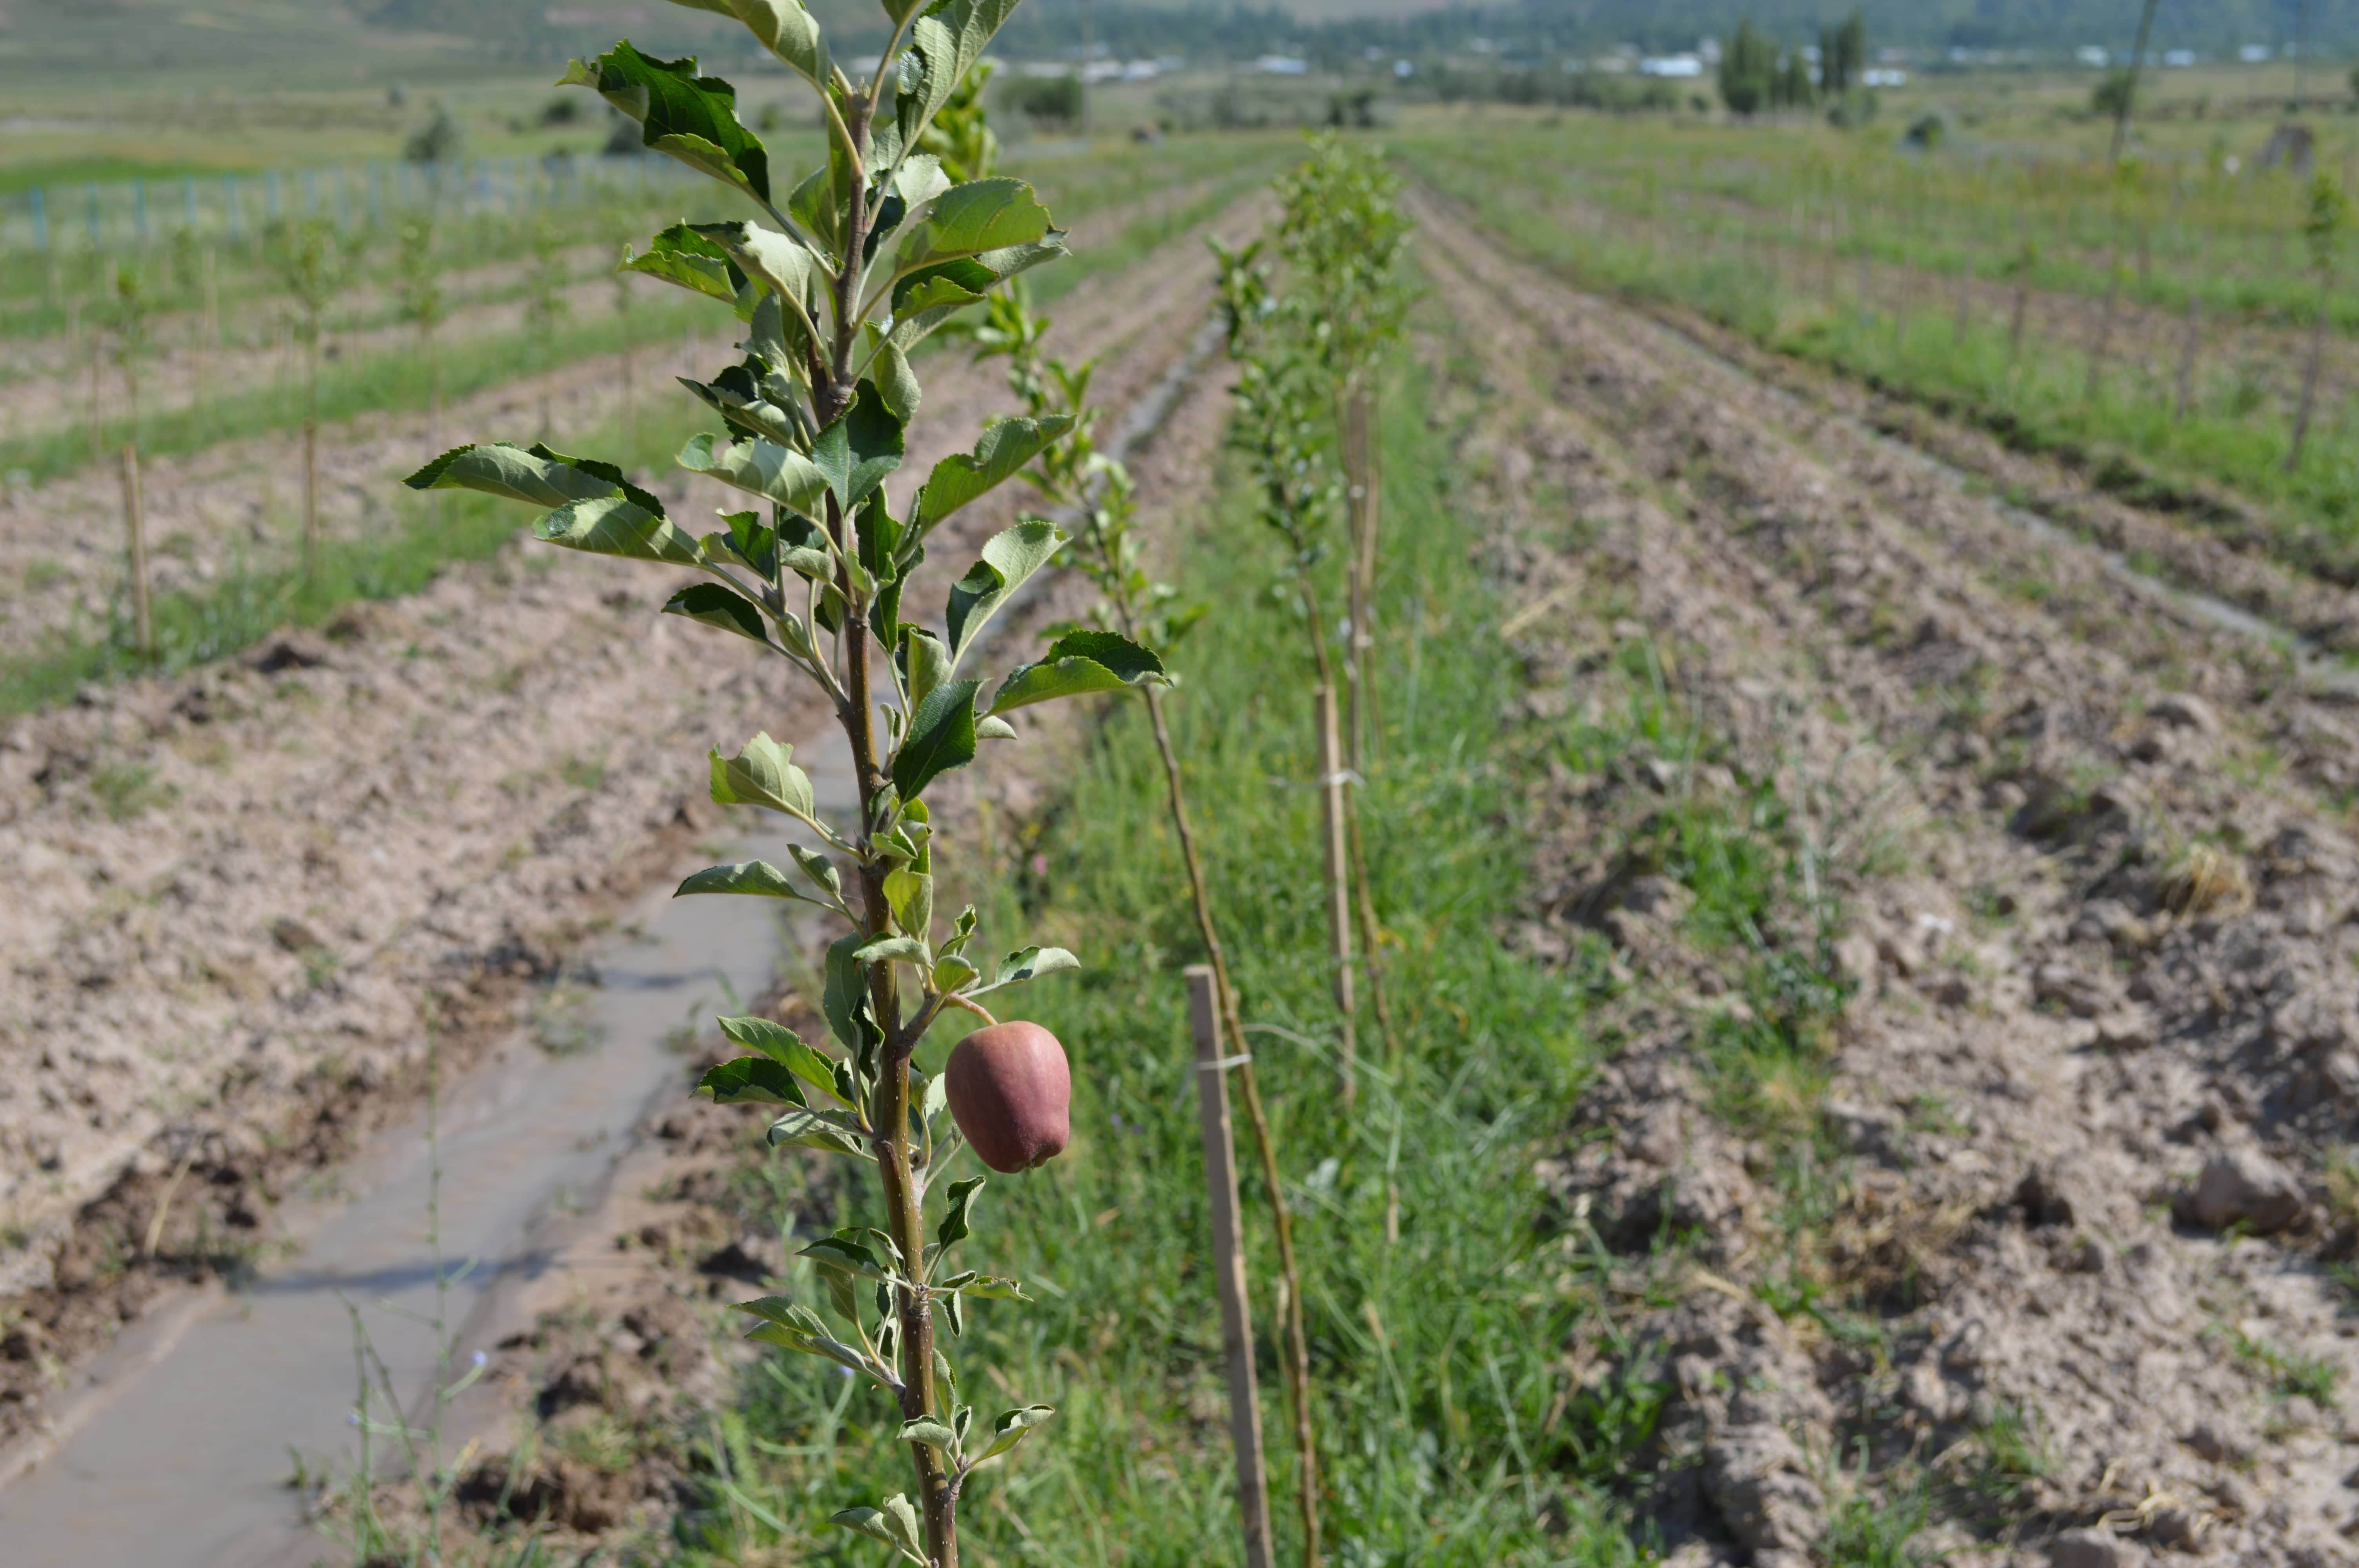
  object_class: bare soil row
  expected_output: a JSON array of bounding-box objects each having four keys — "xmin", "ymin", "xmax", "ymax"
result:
[
  {"xmin": 1419, "ymin": 191, "xmax": 2359, "ymax": 1566},
  {"xmin": 0, "ymin": 200, "xmax": 1251, "ymax": 1457}
]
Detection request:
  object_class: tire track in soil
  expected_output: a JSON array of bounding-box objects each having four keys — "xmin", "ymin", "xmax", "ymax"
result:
[
  {"xmin": 0, "ymin": 196, "xmax": 1260, "ymax": 1462},
  {"xmin": 1418, "ymin": 194, "xmax": 2359, "ymax": 1565}
]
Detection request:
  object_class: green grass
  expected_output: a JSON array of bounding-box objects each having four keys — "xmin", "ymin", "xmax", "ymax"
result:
[{"xmin": 595, "ymin": 339, "xmax": 1662, "ymax": 1566}]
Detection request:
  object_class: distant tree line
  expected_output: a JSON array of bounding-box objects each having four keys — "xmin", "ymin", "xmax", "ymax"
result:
[{"xmin": 1719, "ymin": 9, "xmax": 1865, "ymax": 118}]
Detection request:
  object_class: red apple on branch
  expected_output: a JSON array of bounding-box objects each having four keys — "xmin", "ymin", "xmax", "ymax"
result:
[{"xmin": 945, "ymin": 1022, "xmax": 1072, "ymax": 1173}]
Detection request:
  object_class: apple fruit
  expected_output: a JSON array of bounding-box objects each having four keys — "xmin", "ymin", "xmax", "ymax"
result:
[{"xmin": 944, "ymin": 1021, "xmax": 1071, "ymax": 1173}]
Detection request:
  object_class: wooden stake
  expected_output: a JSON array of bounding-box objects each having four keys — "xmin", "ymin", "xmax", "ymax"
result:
[
  {"xmin": 2290, "ymin": 290, "xmax": 2330, "ymax": 472},
  {"xmin": 120, "ymin": 443, "xmax": 152, "ymax": 661},
  {"xmin": 1187, "ymin": 967, "xmax": 1274, "ymax": 1568},
  {"xmin": 2173, "ymin": 294, "xmax": 2201, "ymax": 423},
  {"xmin": 1314, "ymin": 684, "xmax": 1355, "ymax": 1103},
  {"xmin": 303, "ymin": 416, "xmax": 320, "ymax": 576}
]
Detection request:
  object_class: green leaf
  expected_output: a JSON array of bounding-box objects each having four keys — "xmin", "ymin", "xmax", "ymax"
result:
[
  {"xmin": 937, "ymin": 1176, "xmax": 985, "ymax": 1250},
  {"xmin": 831, "ymin": 1495, "xmax": 926, "ymax": 1564},
  {"xmin": 921, "ymin": 1066, "xmax": 949, "ymax": 1125},
  {"xmin": 883, "ymin": 867, "xmax": 934, "ymax": 940},
  {"xmin": 768, "ymin": 1107, "xmax": 868, "ymax": 1154},
  {"xmin": 803, "ymin": 1232, "xmax": 891, "ymax": 1281},
  {"xmin": 987, "ymin": 629, "xmax": 1166, "ymax": 715},
  {"xmin": 618, "ymin": 221, "xmax": 739, "ymax": 303},
  {"xmin": 978, "ymin": 1405, "xmax": 1056, "ymax": 1462},
  {"xmin": 678, "ymin": 432, "xmax": 831, "ymax": 517},
  {"xmin": 675, "ymin": 859, "xmax": 816, "ymax": 900},
  {"xmin": 931, "ymin": 954, "xmax": 978, "ymax": 992},
  {"xmin": 891, "ymin": 679, "xmax": 980, "ymax": 800},
  {"xmin": 898, "ymin": 1417, "xmax": 958, "ymax": 1450},
  {"xmin": 663, "ymin": 582, "xmax": 776, "ymax": 648},
  {"xmin": 975, "ymin": 715, "xmax": 1017, "ymax": 740},
  {"xmin": 658, "ymin": 0, "xmax": 829, "ymax": 90},
  {"xmin": 709, "ymin": 732, "xmax": 816, "ymax": 819},
  {"xmin": 694, "ymin": 219, "xmax": 823, "ymax": 318},
  {"xmin": 911, "ymin": 416, "xmax": 1074, "ymax": 537},
  {"xmin": 698, "ymin": 1054, "xmax": 807, "ymax": 1106},
  {"xmin": 956, "ymin": 1274, "xmax": 1032, "ymax": 1301},
  {"xmin": 810, "ymin": 381, "xmax": 905, "ymax": 509},
  {"xmin": 852, "ymin": 934, "xmax": 929, "ymax": 967},
  {"xmin": 942, "ymin": 1289, "xmax": 966, "ymax": 1338},
  {"xmin": 900, "ymin": 628, "xmax": 950, "ymax": 713},
  {"xmin": 789, "ymin": 844, "xmax": 843, "ymax": 900},
  {"xmin": 535, "ymin": 495, "xmax": 707, "ymax": 566},
  {"xmin": 822, "ymin": 933, "xmax": 873, "ymax": 1058},
  {"xmin": 873, "ymin": 334, "xmax": 921, "ymax": 424},
  {"xmin": 944, "ymin": 520, "xmax": 1064, "ymax": 664},
  {"xmin": 894, "ymin": 177, "xmax": 1053, "ymax": 274},
  {"xmin": 403, "ymin": 441, "xmax": 645, "ymax": 508},
  {"xmin": 570, "ymin": 42, "xmax": 771, "ymax": 202},
  {"xmin": 718, "ymin": 1015, "xmax": 841, "ymax": 1096},
  {"xmin": 992, "ymin": 946, "xmax": 1080, "ymax": 986}
]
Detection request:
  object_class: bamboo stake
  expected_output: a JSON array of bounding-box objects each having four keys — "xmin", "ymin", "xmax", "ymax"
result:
[
  {"xmin": 120, "ymin": 443, "xmax": 152, "ymax": 661},
  {"xmin": 1339, "ymin": 387, "xmax": 1394, "ymax": 1059},
  {"xmin": 1314, "ymin": 684, "xmax": 1355, "ymax": 1105},
  {"xmin": 1187, "ymin": 967, "xmax": 1274, "ymax": 1568}
]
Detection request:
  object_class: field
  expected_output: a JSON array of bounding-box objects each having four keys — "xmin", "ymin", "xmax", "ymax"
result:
[{"xmin": 7, "ymin": 30, "xmax": 2359, "ymax": 1568}]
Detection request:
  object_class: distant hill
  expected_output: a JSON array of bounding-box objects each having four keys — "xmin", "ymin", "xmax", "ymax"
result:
[{"xmin": 0, "ymin": 0, "xmax": 2347, "ymax": 87}]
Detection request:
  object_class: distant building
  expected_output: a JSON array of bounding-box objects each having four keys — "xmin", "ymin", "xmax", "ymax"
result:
[
  {"xmin": 1862, "ymin": 68, "xmax": 1906, "ymax": 87},
  {"xmin": 2241, "ymin": 44, "xmax": 2272, "ymax": 63},
  {"xmin": 1640, "ymin": 54, "xmax": 1703, "ymax": 78},
  {"xmin": 1253, "ymin": 55, "xmax": 1308, "ymax": 75},
  {"xmin": 2164, "ymin": 50, "xmax": 2195, "ymax": 67},
  {"xmin": 2077, "ymin": 46, "xmax": 2109, "ymax": 67}
]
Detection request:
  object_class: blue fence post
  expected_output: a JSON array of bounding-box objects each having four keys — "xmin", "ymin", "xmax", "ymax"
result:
[
  {"xmin": 29, "ymin": 187, "xmax": 46, "ymax": 252},
  {"xmin": 265, "ymin": 169, "xmax": 280, "ymax": 221}
]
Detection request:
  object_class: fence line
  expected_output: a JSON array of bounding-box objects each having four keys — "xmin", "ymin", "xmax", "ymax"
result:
[{"xmin": 8, "ymin": 152, "xmax": 696, "ymax": 255}]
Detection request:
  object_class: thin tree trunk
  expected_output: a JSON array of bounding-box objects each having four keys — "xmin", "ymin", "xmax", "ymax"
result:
[
  {"xmin": 302, "ymin": 417, "xmax": 319, "ymax": 577},
  {"xmin": 1314, "ymin": 684, "xmax": 1356, "ymax": 1104},
  {"xmin": 120, "ymin": 443, "xmax": 152, "ymax": 660},
  {"xmin": 1138, "ymin": 681, "xmax": 1319, "ymax": 1568},
  {"xmin": 1339, "ymin": 386, "xmax": 1394, "ymax": 1058},
  {"xmin": 2009, "ymin": 274, "xmax": 2030, "ymax": 357},
  {"xmin": 2085, "ymin": 252, "xmax": 2122, "ymax": 403},
  {"xmin": 2173, "ymin": 294, "xmax": 2201, "ymax": 422},
  {"xmin": 2289, "ymin": 287, "xmax": 2331, "ymax": 471},
  {"xmin": 1953, "ymin": 259, "xmax": 1973, "ymax": 343}
]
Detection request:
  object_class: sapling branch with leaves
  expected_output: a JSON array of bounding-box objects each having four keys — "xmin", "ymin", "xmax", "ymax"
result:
[
  {"xmin": 399, "ymin": 4, "xmax": 1165, "ymax": 1564},
  {"xmin": 968, "ymin": 278, "xmax": 1326, "ymax": 1568},
  {"xmin": 2289, "ymin": 169, "xmax": 2346, "ymax": 473},
  {"xmin": 267, "ymin": 216, "xmax": 353, "ymax": 576},
  {"xmin": 395, "ymin": 216, "xmax": 448, "ymax": 450}
]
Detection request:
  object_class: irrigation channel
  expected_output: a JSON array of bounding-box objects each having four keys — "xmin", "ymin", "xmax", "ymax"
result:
[{"xmin": 0, "ymin": 241, "xmax": 1232, "ymax": 1565}]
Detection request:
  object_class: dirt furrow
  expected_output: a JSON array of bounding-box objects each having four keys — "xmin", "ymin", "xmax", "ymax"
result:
[
  {"xmin": 0, "ymin": 201, "xmax": 1251, "ymax": 1455},
  {"xmin": 1419, "ymin": 199, "xmax": 2359, "ymax": 1565}
]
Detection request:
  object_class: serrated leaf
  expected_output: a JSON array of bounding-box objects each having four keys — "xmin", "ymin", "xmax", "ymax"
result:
[
  {"xmin": 810, "ymin": 381, "xmax": 904, "ymax": 510},
  {"xmin": 891, "ymin": 679, "xmax": 980, "ymax": 800},
  {"xmin": 767, "ymin": 1107, "xmax": 868, "ymax": 1154},
  {"xmin": 698, "ymin": 1054, "xmax": 807, "ymax": 1106},
  {"xmin": 911, "ymin": 416, "xmax": 1074, "ymax": 537},
  {"xmin": 975, "ymin": 715, "xmax": 1017, "ymax": 740},
  {"xmin": 663, "ymin": 582, "xmax": 776, "ymax": 648},
  {"xmin": 576, "ymin": 42, "xmax": 772, "ymax": 201},
  {"xmin": 988, "ymin": 630, "xmax": 1166, "ymax": 716},
  {"xmin": 852, "ymin": 934, "xmax": 929, "ymax": 967},
  {"xmin": 931, "ymin": 955, "xmax": 979, "ymax": 991},
  {"xmin": 829, "ymin": 1503, "xmax": 926, "ymax": 1564},
  {"xmin": 955, "ymin": 1274, "xmax": 1032, "ymax": 1300},
  {"xmin": 718, "ymin": 1015, "xmax": 840, "ymax": 1096},
  {"xmin": 894, "ymin": 178, "xmax": 1053, "ymax": 275},
  {"xmin": 937, "ymin": 1176, "xmax": 985, "ymax": 1250},
  {"xmin": 900, "ymin": 627, "xmax": 950, "ymax": 713},
  {"xmin": 678, "ymin": 432, "xmax": 831, "ymax": 516},
  {"xmin": 922, "ymin": 1066, "xmax": 951, "ymax": 1124},
  {"xmin": 992, "ymin": 946, "xmax": 1080, "ymax": 986},
  {"xmin": 898, "ymin": 1417, "xmax": 958, "ymax": 1450},
  {"xmin": 709, "ymin": 732, "xmax": 815, "ymax": 819},
  {"xmin": 618, "ymin": 221, "xmax": 739, "ymax": 303},
  {"xmin": 801, "ymin": 1232, "xmax": 891, "ymax": 1281},
  {"xmin": 945, "ymin": 520, "xmax": 1063, "ymax": 665},
  {"xmin": 403, "ymin": 442, "xmax": 650, "ymax": 509},
  {"xmin": 978, "ymin": 1404, "xmax": 1055, "ymax": 1461},
  {"xmin": 788, "ymin": 844, "xmax": 843, "ymax": 900},
  {"xmin": 822, "ymin": 933, "xmax": 871, "ymax": 1056},
  {"xmin": 883, "ymin": 867, "xmax": 933, "ymax": 940},
  {"xmin": 661, "ymin": 0, "xmax": 829, "ymax": 90},
  {"xmin": 535, "ymin": 495, "xmax": 707, "ymax": 566},
  {"xmin": 675, "ymin": 859, "xmax": 807, "ymax": 900}
]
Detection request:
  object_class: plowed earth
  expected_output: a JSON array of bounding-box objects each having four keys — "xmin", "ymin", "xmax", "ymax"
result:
[
  {"xmin": 1419, "ymin": 190, "xmax": 2359, "ymax": 1567},
  {"xmin": 0, "ymin": 199, "xmax": 1252, "ymax": 1459}
]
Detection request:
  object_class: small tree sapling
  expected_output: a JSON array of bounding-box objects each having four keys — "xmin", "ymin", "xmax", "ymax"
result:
[
  {"xmin": 2288, "ymin": 169, "xmax": 2346, "ymax": 472},
  {"xmin": 267, "ymin": 216, "xmax": 353, "ymax": 575},
  {"xmin": 402, "ymin": 5, "xmax": 1154, "ymax": 1562}
]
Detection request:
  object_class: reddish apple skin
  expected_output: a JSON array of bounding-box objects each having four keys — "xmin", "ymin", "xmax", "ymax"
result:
[{"xmin": 945, "ymin": 1022, "xmax": 1071, "ymax": 1174}]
